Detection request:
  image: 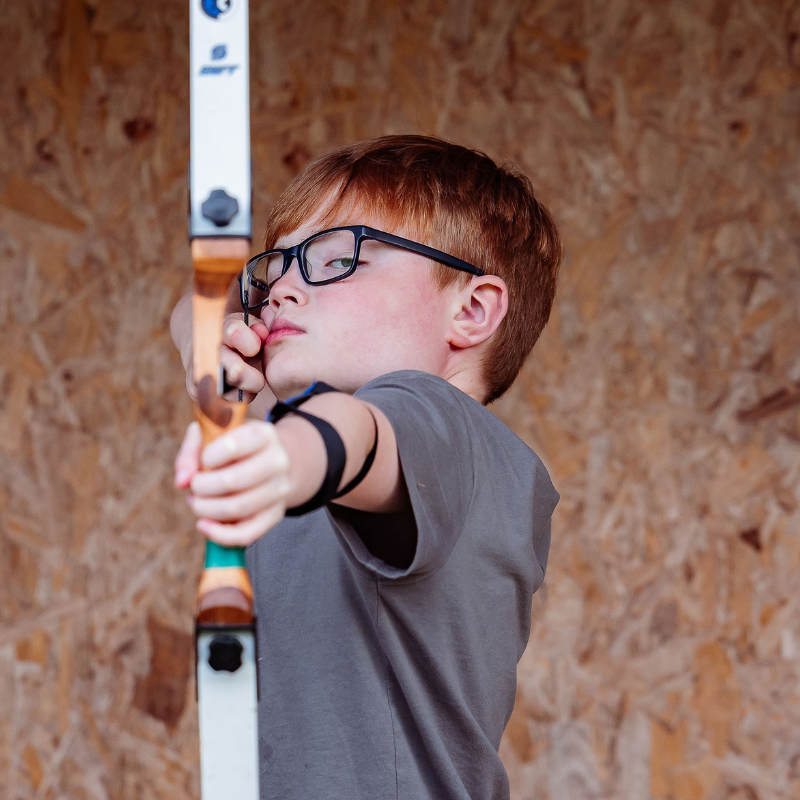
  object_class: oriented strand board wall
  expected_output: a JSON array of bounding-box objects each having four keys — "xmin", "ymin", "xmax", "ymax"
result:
[{"xmin": 1, "ymin": 1, "xmax": 798, "ymax": 798}]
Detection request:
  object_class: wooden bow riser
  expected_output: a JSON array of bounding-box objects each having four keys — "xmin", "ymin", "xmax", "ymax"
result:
[{"xmin": 192, "ymin": 237, "xmax": 253, "ymax": 624}]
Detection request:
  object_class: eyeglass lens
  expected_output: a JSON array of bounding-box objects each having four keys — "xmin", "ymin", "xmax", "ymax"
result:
[{"xmin": 246, "ymin": 229, "xmax": 358, "ymax": 309}]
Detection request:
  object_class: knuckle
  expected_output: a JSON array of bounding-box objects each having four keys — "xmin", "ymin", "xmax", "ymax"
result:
[
  {"xmin": 189, "ymin": 500, "xmax": 205, "ymax": 519},
  {"xmin": 220, "ymin": 432, "xmax": 240, "ymax": 456},
  {"xmin": 224, "ymin": 320, "xmax": 241, "ymax": 340},
  {"xmin": 275, "ymin": 449, "xmax": 290, "ymax": 473},
  {"xmin": 226, "ymin": 362, "xmax": 244, "ymax": 383},
  {"xmin": 254, "ymin": 422, "xmax": 275, "ymax": 448}
]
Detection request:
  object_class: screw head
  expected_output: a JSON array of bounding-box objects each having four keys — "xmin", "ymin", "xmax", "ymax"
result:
[
  {"xmin": 207, "ymin": 634, "xmax": 244, "ymax": 672},
  {"xmin": 201, "ymin": 189, "xmax": 239, "ymax": 227}
]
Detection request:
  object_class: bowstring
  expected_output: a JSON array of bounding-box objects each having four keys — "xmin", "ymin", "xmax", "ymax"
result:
[{"xmin": 238, "ymin": 282, "xmax": 249, "ymax": 403}]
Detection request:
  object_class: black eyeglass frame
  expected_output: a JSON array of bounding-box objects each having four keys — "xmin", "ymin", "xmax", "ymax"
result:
[{"xmin": 239, "ymin": 225, "xmax": 484, "ymax": 313}]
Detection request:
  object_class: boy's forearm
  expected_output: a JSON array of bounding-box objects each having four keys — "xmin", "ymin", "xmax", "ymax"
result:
[{"xmin": 274, "ymin": 393, "xmax": 406, "ymax": 515}]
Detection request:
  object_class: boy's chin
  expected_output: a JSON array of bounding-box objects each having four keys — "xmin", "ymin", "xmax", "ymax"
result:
[
  {"xmin": 265, "ymin": 358, "xmax": 322, "ymax": 401},
  {"xmin": 266, "ymin": 358, "xmax": 373, "ymax": 400}
]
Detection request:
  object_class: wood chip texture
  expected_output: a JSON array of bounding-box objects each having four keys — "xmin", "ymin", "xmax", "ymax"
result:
[{"xmin": 0, "ymin": 1, "xmax": 798, "ymax": 799}]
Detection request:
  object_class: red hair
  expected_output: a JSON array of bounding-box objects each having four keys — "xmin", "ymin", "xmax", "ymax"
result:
[{"xmin": 263, "ymin": 135, "xmax": 561, "ymax": 403}]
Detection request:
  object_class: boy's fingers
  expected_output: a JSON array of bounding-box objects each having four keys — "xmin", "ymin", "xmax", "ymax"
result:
[
  {"xmin": 251, "ymin": 321, "xmax": 269, "ymax": 343},
  {"xmin": 175, "ymin": 422, "xmax": 202, "ymax": 488},
  {"xmin": 220, "ymin": 346, "xmax": 267, "ymax": 395},
  {"xmin": 201, "ymin": 421, "xmax": 284, "ymax": 470},
  {"xmin": 197, "ymin": 505, "xmax": 286, "ymax": 548},
  {"xmin": 223, "ymin": 317, "xmax": 262, "ymax": 358},
  {"xmin": 191, "ymin": 445, "xmax": 289, "ymax": 496},
  {"xmin": 188, "ymin": 476, "xmax": 290, "ymax": 521}
]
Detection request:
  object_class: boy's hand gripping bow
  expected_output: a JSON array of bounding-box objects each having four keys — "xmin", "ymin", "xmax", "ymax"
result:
[{"xmin": 188, "ymin": 1, "xmax": 259, "ymax": 798}]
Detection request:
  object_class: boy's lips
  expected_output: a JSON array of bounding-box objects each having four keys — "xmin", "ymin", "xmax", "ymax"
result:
[{"xmin": 266, "ymin": 318, "xmax": 305, "ymax": 346}]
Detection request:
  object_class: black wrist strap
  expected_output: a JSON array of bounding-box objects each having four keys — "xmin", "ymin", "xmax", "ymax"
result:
[
  {"xmin": 333, "ymin": 408, "xmax": 379, "ymax": 499},
  {"xmin": 269, "ymin": 383, "xmax": 379, "ymax": 516}
]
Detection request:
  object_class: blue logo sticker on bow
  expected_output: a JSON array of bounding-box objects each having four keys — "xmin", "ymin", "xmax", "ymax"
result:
[
  {"xmin": 211, "ymin": 44, "xmax": 227, "ymax": 60},
  {"xmin": 201, "ymin": 0, "xmax": 232, "ymax": 20}
]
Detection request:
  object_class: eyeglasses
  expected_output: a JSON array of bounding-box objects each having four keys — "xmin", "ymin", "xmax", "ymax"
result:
[{"xmin": 239, "ymin": 225, "xmax": 484, "ymax": 313}]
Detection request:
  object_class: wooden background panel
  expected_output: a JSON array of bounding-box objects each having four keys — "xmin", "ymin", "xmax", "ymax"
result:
[{"xmin": 0, "ymin": 1, "xmax": 798, "ymax": 799}]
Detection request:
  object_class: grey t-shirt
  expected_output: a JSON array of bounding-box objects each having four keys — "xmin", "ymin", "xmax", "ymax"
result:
[{"xmin": 248, "ymin": 370, "xmax": 558, "ymax": 800}]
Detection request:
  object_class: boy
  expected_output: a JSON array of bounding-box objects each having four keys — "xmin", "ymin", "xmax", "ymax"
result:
[{"xmin": 172, "ymin": 135, "xmax": 561, "ymax": 799}]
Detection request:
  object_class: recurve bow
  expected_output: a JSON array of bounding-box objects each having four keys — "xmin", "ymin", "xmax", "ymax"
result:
[{"xmin": 188, "ymin": 1, "xmax": 259, "ymax": 798}]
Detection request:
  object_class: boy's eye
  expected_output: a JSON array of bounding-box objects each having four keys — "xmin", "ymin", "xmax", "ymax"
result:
[
  {"xmin": 304, "ymin": 230, "xmax": 358, "ymax": 281},
  {"xmin": 308, "ymin": 253, "xmax": 356, "ymax": 280}
]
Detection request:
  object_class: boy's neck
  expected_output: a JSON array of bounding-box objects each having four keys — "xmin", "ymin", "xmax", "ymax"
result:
[{"xmin": 440, "ymin": 364, "xmax": 488, "ymax": 405}]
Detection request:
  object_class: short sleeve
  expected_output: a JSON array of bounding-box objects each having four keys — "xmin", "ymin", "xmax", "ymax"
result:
[
  {"xmin": 327, "ymin": 371, "xmax": 476, "ymax": 581},
  {"xmin": 531, "ymin": 461, "xmax": 557, "ymax": 577}
]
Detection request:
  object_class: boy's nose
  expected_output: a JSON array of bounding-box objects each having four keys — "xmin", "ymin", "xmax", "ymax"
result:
[{"xmin": 269, "ymin": 257, "xmax": 307, "ymax": 308}]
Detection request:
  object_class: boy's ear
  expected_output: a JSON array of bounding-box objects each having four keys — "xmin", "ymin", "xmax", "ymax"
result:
[{"xmin": 447, "ymin": 276, "xmax": 508, "ymax": 350}]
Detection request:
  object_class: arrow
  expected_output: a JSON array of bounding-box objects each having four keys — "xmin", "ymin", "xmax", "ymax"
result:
[{"xmin": 188, "ymin": 1, "xmax": 260, "ymax": 798}]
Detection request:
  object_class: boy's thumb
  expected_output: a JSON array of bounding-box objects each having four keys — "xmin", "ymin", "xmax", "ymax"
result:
[{"xmin": 175, "ymin": 421, "xmax": 202, "ymax": 488}]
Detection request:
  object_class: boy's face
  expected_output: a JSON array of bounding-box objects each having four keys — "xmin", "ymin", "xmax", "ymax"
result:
[{"xmin": 258, "ymin": 203, "xmax": 459, "ymax": 400}]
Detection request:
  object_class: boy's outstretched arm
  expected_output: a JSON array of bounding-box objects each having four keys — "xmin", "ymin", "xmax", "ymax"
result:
[{"xmin": 175, "ymin": 393, "xmax": 404, "ymax": 547}]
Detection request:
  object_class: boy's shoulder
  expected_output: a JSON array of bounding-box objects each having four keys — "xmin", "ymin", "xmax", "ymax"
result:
[
  {"xmin": 355, "ymin": 369, "xmax": 542, "ymax": 463},
  {"xmin": 355, "ymin": 369, "xmax": 490, "ymax": 417},
  {"xmin": 345, "ymin": 369, "xmax": 557, "ymax": 581}
]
